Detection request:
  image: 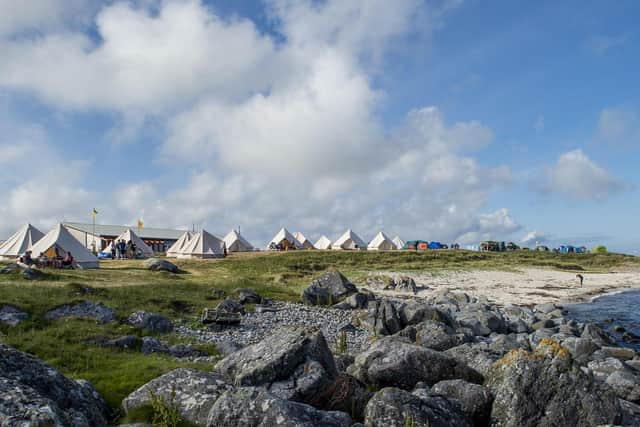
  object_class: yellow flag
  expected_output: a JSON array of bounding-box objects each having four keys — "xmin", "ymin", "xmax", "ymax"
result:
[
  {"xmin": 92, "ymin": 208, "xmax": 98, "ymax": 218},
  {"xmin": 137, "ymin": 218, "xmax": 144, "ymax": 229}
]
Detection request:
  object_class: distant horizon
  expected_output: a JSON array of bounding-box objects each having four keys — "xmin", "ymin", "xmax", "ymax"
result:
[{"xmin": 0, "ymin": 1, "xmax": 638, "ymax": 255}]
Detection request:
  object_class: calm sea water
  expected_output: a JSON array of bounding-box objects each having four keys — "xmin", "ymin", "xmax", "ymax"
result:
[{"xmin": 565, "ymin": 290, "xmax": 640, "ymax": 351}]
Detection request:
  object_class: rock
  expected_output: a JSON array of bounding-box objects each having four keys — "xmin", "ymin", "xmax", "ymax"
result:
[
  {"xmin": 363, "ymin": 387, "xmax": 471, "ymax": 427},
  {"xmin": 532, "ymin": 318, "xmax": 555, "ymax": 330},
  {"xmin": 399, "ymin": 300, "xmax": 452, "ymax": 327},
  {"xmin": 333, "ymin": 302, "xmax": 353, "ymax": 310},
  {"xmin": 606, "ymin": 370, "xmax": 640, "ymax": 403},
  {"xmin": 588, "ymin": 357, "xmax": 629, "ymax": 382},
  {"xmin": 534, "ymin": 303, "xmax": 557, "ymax": 314},
  {"xmin": 237, "ymin": 288, "xmax": 263, "ymax": 305},
  {"xmin": 601, "ymin": 346, "xmax": 636, "ymax": 361},
  {"xmin": 214, "ymin": 341, "xmax": 244, "ymax": 356},
  {"xmin": 215, "ymin": 327, "xmax": 338, "ymax": 403},
  {"xmin": 582, "ymin": 323, "xmax": 616, "ymax": 346},
  {"xmin": 255, "ymin": 304, "xmax": 279, "ymax": 313},
  {"xmin": 140, "ymin": 337, "xmax": 206, "ymax": 358},
  {"xmin": 211, "ymin": 289, "xmax": 226, "ymax": 299},
  {"xmin": 334, "ymin": 354, "xmax": 355, "ymax": 374},
  {"xmin": 22, "ymin": 267, "xmax": 45, "ymax": 280},
  {"xmin": 122, "ymin": 368, "xmax": 231, "ymax": 426},
  {"xmin": 444, "ymin": 343, "xmax": 502, "ymax": 377},
  {"xmin": 0, "ymin": 304, "xmax": 28, "ymax": 326},
  {"xmin": 217, "ymin": 297, "xmax": 245, "ymax": 314},
  {"xmin": 44, "ymin": 301, "xmax": 116, "ymax": 324},
  {"xmin": 345, "ymin": 292, "xmax": 371, "ymax": 309},
  {"xmin": 623, "ymin": 331, "xmax": 640, "ymax": 344},
  {"xmin": 508, "ymin": 318, "xmax": 530, "ymax": 334},
  {"xmin": 393, "ymin": 276, "xmax": 417, "ymax": 294},
  {"xmin": 0, "ymin": 343, "xmax": 109, "ymax": 426},
  {"xmin": 347, "ymin": 337, "xmax": 482, "ymax": 390},
  {"xmin": 364, "ymin": 299, "xmax": 403, "ymax": 336},
  {"xmin": 412, "ymin": 320, "xmax": 471, "ymax": 351},
  {"xmin": 143, "ymin": 258, "xmax": 179, "ymax": 272},
  {"xmin": 309, "ymin": 374, "xmax": 372, "ymax": 421},
  {"xmin": 302, "ymin": 270, "xmax": 357, "ymax": 306},
  {"xmin": 108, "ymin": 335, "xmax": 142, "ymax": 350},
  {"xmin": 559, "ymin": 337, "xmax": 599, "ymax": 364},
  {"xmin": 486, "ymin": 339, "xmax": 621, "ymax": 426},
  {"xmin": 206, "ymin": 386, "xmax": 353, "ymax": 427},
  {"xmin": 430, "ymin": 290, "xmax": 473, "ymax": 309},
  {"xmin": 127, "ymin": 311, "xmax": 174, "ymax": 333},
  {"xmin": 620, "ymin": 399, "xmax": 640, "ymax": 426},
  {"xmin": 0, "ymin": 263, "xmax": 20, "ymax": 274},
  {"xmin": 454, "ymin": 304, "xmax": 507, "ymax": 336},
  {"xmin": 431, "ymin": 379, "xmax": 493, "ymax": 426},
  {"xmin": 201, "ymin": 308, "xmax": 242, "ymax": 325}
]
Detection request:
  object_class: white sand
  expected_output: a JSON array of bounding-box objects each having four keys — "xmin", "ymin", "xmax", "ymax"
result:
[{"xmin": 370, "ymin": 268, "xmax": 640, "ymax": 306}]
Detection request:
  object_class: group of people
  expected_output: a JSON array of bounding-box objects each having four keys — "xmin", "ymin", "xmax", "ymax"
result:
[
  {"xmin": 19, "ymin": 247, "xmax": 75, "ymax": 269},
  {"xmin": 110, "ymin": 239, "xmax": 138, "ymax": 260}
]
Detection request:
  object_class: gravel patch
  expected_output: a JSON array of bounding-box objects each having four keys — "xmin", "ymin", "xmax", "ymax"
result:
[{"xmin": 176, "ymin": 301, "xmax": 373, "ymax": 353}]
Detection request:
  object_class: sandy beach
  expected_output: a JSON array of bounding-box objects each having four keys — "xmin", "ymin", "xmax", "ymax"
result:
[{"xmin": 372, "ymin": 268, "xmax": 640, "ymax": 306}]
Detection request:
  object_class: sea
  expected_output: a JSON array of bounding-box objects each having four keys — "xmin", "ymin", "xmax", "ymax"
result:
[{"xmin": 565, "ymin": 290, "xmax": 640, "ymax": 351}]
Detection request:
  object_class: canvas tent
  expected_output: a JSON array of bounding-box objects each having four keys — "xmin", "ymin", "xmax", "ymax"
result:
[
  {"xmin": 0, "ymin": 224, "xmax": 44, "ymax": 259},
  {"xmin": 368, "ymin": 231, "xmax": 397, "ymax": 251},
  {"xmin": 314, "ymin": 235, "xmax": 332, "ymax": 250},
  {"xmin": 166, "ymin": 232, "xmax": 193, "ymax": 257},
  {"xmin": 294, "ymin": 232, "xmax": 315, "ymax": 250},
  {"xmin": 268, "ymin": 228, "xmax": 302, "ymax": 250},
  {"xmin": 102, "ymin": 229, "xmax": 154, "ymax": 258},
  {"xmin": 392, "ymin": 236, "xmax": 405, "ymax": 250},
  {"xmin": 29, "ymin": 224, "xmax": 99, "ymax": 269},
  {"xmin": 332, "ymin": 229, "xmax": 367, "ymax": 250},
  {"xmin": 223, "ymin": 229, "xmax": 254, "ymax": 252},
  {"xmin": 177, "ymin": 230, "xmax": 226, "ymax": 259}
]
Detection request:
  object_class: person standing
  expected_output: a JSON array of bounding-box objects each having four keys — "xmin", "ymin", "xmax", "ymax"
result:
[{"xmin": 111, "ymin": 242, "xmax": 116, "ymax": 260}]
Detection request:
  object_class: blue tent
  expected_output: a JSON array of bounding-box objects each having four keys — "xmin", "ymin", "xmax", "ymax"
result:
[
  {"xmin": 559, "ymin": 245, "xmax": 575, "ymax": 254},
  {"xmin": 428, "ymin": 241, "xmax": 444, "ymax": 250}
]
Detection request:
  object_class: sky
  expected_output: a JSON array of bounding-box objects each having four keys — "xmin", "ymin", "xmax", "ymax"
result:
[{"xmin": 0, "ymin": 0, "xmax": 638, "ymax": 253}]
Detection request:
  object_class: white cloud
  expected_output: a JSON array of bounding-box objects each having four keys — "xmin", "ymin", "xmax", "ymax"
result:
[
  {"xmin": 521, "ymin": 230, "xmax": 547, "ymax": 245},
  {"xmin": 596, "ymin": 107, "xmax": 639, "ymax": 146},
  {"xmin": 0, "ymin": 0, "xmax": 96, "ymax": 37},
  {"xmin": 0, "ymin": 0, "xmax": 520, "ymax": 247},
  {"xmin": 538, "ymin": 149, "xmax": 627, "ymax": 201}
]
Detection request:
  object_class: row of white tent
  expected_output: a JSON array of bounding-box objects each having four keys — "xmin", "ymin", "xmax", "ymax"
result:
[
  {"xmin": 267, "ymin": 228, "xmax": 405, "ymax": 251},
  {"xmin": 0, "ymin": 223, "xmax": 100, "ymax": 269}
]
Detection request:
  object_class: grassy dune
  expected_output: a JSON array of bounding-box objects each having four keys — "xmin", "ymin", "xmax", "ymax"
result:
[{"xmin": 0, "ymin": 250, "xmax": 637, "ymax": 420}]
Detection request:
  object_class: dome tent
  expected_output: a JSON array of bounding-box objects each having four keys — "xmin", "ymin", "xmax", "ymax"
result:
[
  {"xmin": 223, "ymin": 229, "xmax": 254, "ymax": 252},
  {"xmin": 166, "ymin": 231, "xmax": 194, "ymax": 257}
]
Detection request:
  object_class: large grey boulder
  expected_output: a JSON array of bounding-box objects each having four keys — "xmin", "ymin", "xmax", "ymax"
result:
[
  {"xmin": 399, "ymin": 300, "xmax": 453, "ymax": 327},
  {"xmin": 127, "ymin": 311, "xmax": 174, "ymax": 333},
  {"xmin": 444, "ymin": 343, "xmax": 503, "ymax": 377},
  {"xmin": 486, "ymin": 339, "xmax": 621, "ymax": 426},
  {"xmin": 44, "ymin": 300, "xmax": 116, "ymax": 324},
  {"xmin": 122, "ymin": 368, "xmax": 231, "ymax": 426},
  {"xmin": 0, "ymin": 343, "xmax": 109, "ymax": 426},
  {"xmin": 606, "ymin": 370, "xmax": 640, "ymax": 403},
  {"xmin": 302, "ymin": 270, "xmax": 357, "ymax": 306},
  {"xmin": 411, "ymin": 320, "xmax": 471, "ymax": 351},
  {"xmin": 0, "ymin": 304, "xmax": 28, "ymax": 326},
  {"xmin": 307, "ymin": 374, "xmax": 372, "ymax": 422},
  {"xmin": 582, "ymin": 323, "xmax": 616, "ymax": 347},
  {"xmin": 236, "ymin": 288, "xmax": 263, "ymax": 305},
  {"xmin": 364, "ymin": 300, "xmax": 403, "ymax": 336},
  {"xmin": 144, "ymin": 258, "xmax": 179, "ymax": 272},
  {"xmin": 559, "ymin": 337, "xmax": 600, "ymax": 364},
  {"xmin": 363, "ymin": 387, "xmax": 471, "ymax": 427},
  {"xmin": 431, "ymin": 379, "xmax": 493, "ymax": 426},
  {"xmin": 454, "ymin": 304, "xmax": 507, "ymax": 336},
  {"xmin": 215, "ymin": 327, "xmax": 338, "ymax": 403},
  {"xmin": 347, "ymin": 337, "xmax": 483, "ymax": 390},
  {"xmin": 206, "ymin": 387, "xmax": 352, "ymax": 427}
]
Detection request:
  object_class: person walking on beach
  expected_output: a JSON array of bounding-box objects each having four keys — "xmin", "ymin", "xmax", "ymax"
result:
[{"xmin": 576, "ymin": 274, "xmax": 584, "ymax": 287}]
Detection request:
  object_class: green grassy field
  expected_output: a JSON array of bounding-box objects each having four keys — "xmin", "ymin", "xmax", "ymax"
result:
[{"xmin": 0, "ymin": 250, "xmax": 637, "ymax": 422}]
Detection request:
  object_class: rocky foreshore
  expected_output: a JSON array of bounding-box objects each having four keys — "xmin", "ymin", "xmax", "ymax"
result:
[{"xmin": 3, "ymin": 269, "xmax": 640, "ymax": 426}]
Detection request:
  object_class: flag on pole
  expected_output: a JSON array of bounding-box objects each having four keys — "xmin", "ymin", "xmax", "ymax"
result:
[
  {"xmin": 137, "ymin": 218, "xmax": 144, "ymax": 234},
  {"xmin": 92, "ymin": 208, "xmax": 98, "ymax": 218}
]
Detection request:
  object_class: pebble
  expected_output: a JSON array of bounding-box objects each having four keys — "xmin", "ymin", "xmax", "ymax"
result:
[{"xmin": 176, "ymin": 301, "xmax": 372, "ymax": 353}]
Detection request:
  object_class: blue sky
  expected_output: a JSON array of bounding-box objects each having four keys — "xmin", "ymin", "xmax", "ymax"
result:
[{"xmin": 0, "ymin": 0, "xmax": 638, "ymax": 252}]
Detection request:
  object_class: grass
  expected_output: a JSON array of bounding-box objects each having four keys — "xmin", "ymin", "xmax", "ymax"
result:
[{"xmin": 0, "ymin": 250, "xmax": 637, "ymax": 424}]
